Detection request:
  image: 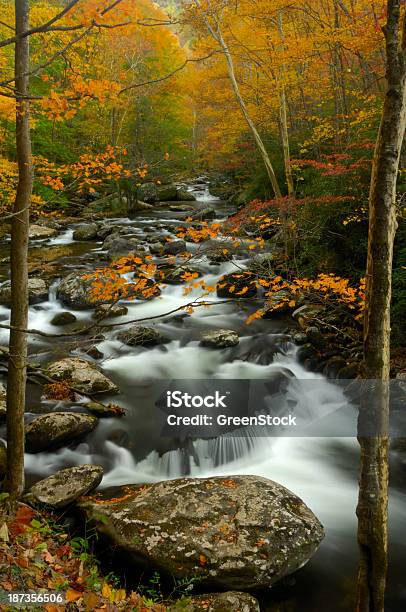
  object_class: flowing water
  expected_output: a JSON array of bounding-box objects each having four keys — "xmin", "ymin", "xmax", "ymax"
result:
[{"xmin": 0, "ymin": 180, "xmax": 405, "ymax": 611}]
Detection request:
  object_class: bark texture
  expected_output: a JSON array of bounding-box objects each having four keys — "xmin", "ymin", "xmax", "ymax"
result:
[
  {"xmin": 5, "ymin": 0, "xmax": 33, "ymax": 501},
  {"xmin": 356, "ymin": 2, "xmax": 406, "ymax": 611}
]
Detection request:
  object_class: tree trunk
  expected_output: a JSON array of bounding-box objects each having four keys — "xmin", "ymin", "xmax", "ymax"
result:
[
  {"xmin": 195, "ymin": 1, "xmax": 282, "ymax": 198},
  {"xmin": 356, "ymin": 2, "xmax": 406, "ymax": 610},
  {"xmin": 277, "ymin": 12, "xmax": 294, "ymax": 197},
  {"xmin": 5, "ymin": 0, "xmax": 33, "ymax": 502}
]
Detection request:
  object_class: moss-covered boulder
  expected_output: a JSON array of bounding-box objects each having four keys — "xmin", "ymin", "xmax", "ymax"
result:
[
  {"xmin": 45, "ymin": 357, "xmax": 118, "ymax": 394},
  {"xmin": 25, "ymin": 412, "xmax": 98, "ymax": 453},
  {"xmin": 28, "ymin": 465, "xmax": 103, "ymax": 508},
  {"xmin": 116, "ymin": 325, "xmax": 169, "ymax": 347},
  {"xmin": 79, "ymin": 475, "xmax": 324, "ymax": 590}
]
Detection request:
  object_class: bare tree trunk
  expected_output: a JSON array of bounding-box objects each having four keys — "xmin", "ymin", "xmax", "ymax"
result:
[
  {"xmin": 5, "ymin": 0, "xmax": 33, "ymax": 503},
  {"xmin": 277, "ymin": 11, "xmax": 294, "ymax": 197},
  {"xmin": 195, "ymin": 1, "xmax": 282, "ymax": 198},
  {"xmin": 356, "ymin": 2, "xmax": 406, "ymax": 610}
]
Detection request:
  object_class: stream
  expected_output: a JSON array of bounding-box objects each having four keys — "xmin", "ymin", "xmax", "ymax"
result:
[{"xmin": 0, "ymin": 180, "xmax": 405, "ymax": 611}]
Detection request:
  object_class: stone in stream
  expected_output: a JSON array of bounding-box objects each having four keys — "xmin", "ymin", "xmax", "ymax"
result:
[
  {"xmin": 163, "ymin": 239, "xmax": 187, "ymax": 255},
  {"xmin": 25, "ymin": 412, "xmax": 98, "ymax": 453},
  {"xmin": 159, "ymin": 265, "xmax": 201, "ymax": 284},
  {"xmin": 149, "ymin": 242, "xmax": 164, "ymax": 255},
  {"xmin": 28, "ymin": 465, "xmax": 103, "ymax": 508},
  {"xmin": 94, "ymin": 303, "xmax": 128, "ymax": 319},
  {"xmin": 116, "ymin": 325, "xmax": 169, "ymax": 347},
  {"xmin": 105, "ymin": 236, "xmax": 145, "ymax": 261},
  {"xmin": 57, "ymin": 272, "xmax": 104, "ymax": 309},
  {"xmin": 157, "ymin": 184, "xmax": 178, "ymax": 201},
  {"xmin": 79, "ymin": 475, "xmax": 324, "ymax": 590},
  {"xmin": 177, "ymin": 188, "xmax": 196, "ymax": 202},
  {"xmin": 188, "ymin": 592, "xmax": 260, "ymax": 612},
  {"xmin": 50, "ymin": 311, "xmax": 77, "ymax": 326},
  {"xmin": 191, "ymin": 207, "xmax": 216, "ymax": 221},
  {"xmin": 216, "ymin": 272, "xmax": 257, "ymax": 299},
  {"xmin": 200, "ymin": 329, "xmax": 239, "ymax": 349},
  {"xmin": 45, "ymin": 357, "xmax": 119, "ymax": 394},
  {"xmin": 138, "ymin": 182, "xmax": 158, "ymax": 203},
  {"xmin": 0, "ymin": 278, "xmax": 48, "ymax": 307},
  {"xmin": 29, "ymin": 224, "xmax": 58, "ymax": 239},
  {"xmin": 72, "ymin": 223, "xmax": 99, "ymax": 241}
]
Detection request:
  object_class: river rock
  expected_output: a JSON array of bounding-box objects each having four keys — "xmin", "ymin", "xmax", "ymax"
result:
[
  {"xmin": 28, "ymin": 465, "xmax": 103, "ymax": 508},
  {"xmin": 45, "ymin": 357, "xmax": 118, "ymax": 394},
  {"xmin": 177, "ymin": 189, "xmax": 196, "ymax": 202},
  {"xmin": 306, "ymin": 326, "xmax": 326, "ymax": 349},
  {"xmin": 29, "ymin": 224, "xmax": 58, "ymax": 239},
  {"xmin": 189, "ymin": 592, "xmax": 260, "ymax": 612},
  {"xmin": 163, "ymin": 240, "xmax": 187, "ymax": 255},
  {"xmin": 292, "ymin": 304, "xmax": 324, "ymax": 329},
  {"xmin": 116, "ymin": 326, "xmax": 169, "ymax": 347},
  {"xmin": 25, "ymin": 412, "xmax": 98, "ymax": 453},
  {"xmin": 247, "ymin": 252, "xmax": 274, "ymax": 273},
  {"xmin": 160, "ymin": 265, "xmax": 201, "ymax": 284},
  {"xmin": 157, "ymin": 185, "xmax": 178, "ymax": 201},
  {"xmin": 50, "ymin": 311, "xmax": 77, "ymax": 326},
  {"xmin": 106, "ymin": 236, "xmax": 145, "ymax": 261},
  {"xmin": 192, "ymin": 207, "xmax": 216, "ymax": 221},
  {"xmin": 94, "ymin": 303, "xmax": 128, "ymax": 319},
  {"xmin": 73, "ymin": 223, "xmax": 99, "ymax": 241},
  {"xmin": 0, "ymin": 278, "xmax": 48, "ymax": 307},
  {"xmin": 149, "ymin": 242, "xmax": 164, "ymax": 255},
  {"xmin": 200, "ymin": 329, "xmax": 239, "ymax": 348},
  {"xmin": 57, "ymin": 272, "xmax": 102, "ymax": 309},
  {"xmin": 138, "ymin": 182, "xmax": 158, "ymax": 203},
  {"xmin": 216, "ymin": 273, "xmax": 257, "ymax": 299},
  {"xmin": 79, "ymin": 475, "xmax": 324, "ymax": 589}
]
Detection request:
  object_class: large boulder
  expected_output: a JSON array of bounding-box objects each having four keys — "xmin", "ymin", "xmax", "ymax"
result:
[
  {"xmin": 28, "ymin": 465, "xmax": 103, "ymax": 508},
  {"xmin": 200, "ymin": 329, "xmax": 239, "ymax": 349},
  {"xmin": 79, "ymin": 475, "xmax": 324, "ymax": 590},
  {"xmin": 192, "ymin": 207, "xmax": 216, "ymax": 221},
  {"xmin": 94, "ymin": 303, "xmax": 128, "ymax": 319},
  {"xmin": 163, "ymin": 240, "xmax": 187, "ymax": 255},
  {"xmin": 45, "ymin": 357, "xmax": 118, "ymax": 394},
  {"xmin": 57, "ymin": 272, "xmax": 102, "ymax": 309},
  {"xmin": 216, "ymin": 273, "xmax": 257, "ymax": 299},
  {"xmin": 177, "ymin": 189, "xmax": 196, "ymax": 202},
  {"xmin": 189, "ymin": 592, "xmax": 260, "ymax": 612},
  {"xmin": 157, "ymin": 185, "xmax": 178, "ymax": 201},
  {"xmin": 159, "ymin": 265, "xmax": 201, "ymax": 285},
  {"xmin": 50, "ymin": 311, "xmax": 77, "ymax": 326},
  {"xmin": 73, "ymin": 223, "xmax": 99, "ymax": 241},
  {"xmin": 105, "ymin": 236, "xmax": 145, "ymax": 261},
  {"xmin": 25, "ymin": 412, "xmax": 98, "ymax": 453},
  {"xmin": 29, "ymin": 224, "xmax": 58, "ymax": 239},
  {"xmin": 138, "ymin": 182, "xmax": 158, "ymax": 204},
  {"xmin": 116, "ymin": 325, "xmax": 169, "ymax": 347},
  {"xmin": 0, "ymin": 278, "xmax": 48, "ymax": 306}
]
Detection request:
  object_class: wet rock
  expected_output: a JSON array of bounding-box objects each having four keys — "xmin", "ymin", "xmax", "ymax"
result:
[
  {"xmin": 293, "ymin": 332, "xmax": 308, "ymax": 345},
  {"xmin": 138, "ymin": 182, "xmax": 158, "ymax": 204},
  {"xmin": 45, "ymin": 357, "xmax": 118, "ymax": 394},
  {"xmin": 79, "ymin": 475, "xmax": 324, "ymax": 590},
  {"xmin": 94, "ymin": 304, "xmax": 128, "ymax": 319},
  {"xmin": 160, "ymin": 265, "xmax": 201, "ymax": 284},
  {"xmin": 324, "ymin": 355, "xmax": 346, "ymax": 378},
  {"xmin": 189, "ymin": 592, "xmax": 260, "ymax": 612},
  {"xmin": 149, "ymin": 242, "xmax": 164, "ymax": 255},
  {"xmin": 96, "ymin": 224, "xmax": 115, "ymax": 240},
  {"xmin": 216, "ymin": 272, "xmax": 257, "ymax": 299},
  {"xmin": 57, "ymin": 272, "xmax": 102, "ymax": 309},
  {"xmin": 29, "ymin": 224, "xmax": 58, "ymax": 239},
  {"xmin": 297, "ymin": 343, "xmax": 316, "ymax": 365},
  {"xmin": 130, "ymin": 277, "xmax": 161, "ymax": 300},
  {"xmin": 207, "ymin": 249, "xmax": 233, "ymax": 264},
  {"xmin": 85, "ymin": 346, "xmax": 104, "ymax": 360},
  {"xmin": 116, "ymin": 326, "xmax": 169, "ymax": 347},
  {"xmin": 25, "ymin": 412, "xmax": 98, "ymax": 453},
  {"xmin": 337, "ymin": 362, "xmax": 360, "ymax": 379},
  {"xmin": 106, "ymin": 236, "xmax": 145, "ymax": 261},
  {"xmin": 73, "ymin": 223, "xmax": 99, "ymax": 241},
  {"xmin": 163, "ymin": 240, "xmax": 187, "ymax": 255},
  {"xmin": 85, "ymin": 402, "xmax": 125, "ymax": 418},
  {"xmin": 0, "ymin": 278, "xmax": 48, "ymax": 307},
  {"xmin": 157, "ymin": 185, "xmax": 178, "ymax": 201},
  {"xmin": 263, "ymin": 290, "xmax": 293, "ymax": 316},
  {"xmin": 306, "ymin": 326, "xmax": 326, "ymax": 349},
  {"xmin": 28, "ymin": 465, "xmax": 103, "ymax": 508},
  {"xmin": 200, "ymin": 329, "xmax": 239, "ymax": 349},
  {"xmin": 191, "ymin": 207, "xmax": 216, "ymax": 221},
  {"xmin": 50, "ymin": 311, "xmax": 77, "ymax": 326},
  {"xmin": 247, "ymin": 252, "xmax": 274, "ymax": 274},
  {"xmin": 177, "ymin": 189, "xmax": 196, "ymax": 202}
]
